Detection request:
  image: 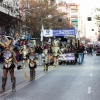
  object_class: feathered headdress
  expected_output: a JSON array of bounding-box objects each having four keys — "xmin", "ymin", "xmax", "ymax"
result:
[
  {"xmin": 0, "ymin": 36, "xmax": 12, "ymax": 48},
  {"xmin": 53, "ymin": 39, "xmax": 59, "ymax": 46}
]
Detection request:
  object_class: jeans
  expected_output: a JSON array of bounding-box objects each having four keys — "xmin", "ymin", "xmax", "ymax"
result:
[
  {"xmin": 38, "ymin": 54, "xmax": 42, "ymax": 65},
  {"xmin": 78, "ymin": 53, "xmax": 83, "ymax": 64}
]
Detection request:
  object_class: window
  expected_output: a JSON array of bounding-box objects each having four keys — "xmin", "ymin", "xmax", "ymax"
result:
[{"xmin": 87, "ymin": 17, "xmax": 92, "ymax": 21}]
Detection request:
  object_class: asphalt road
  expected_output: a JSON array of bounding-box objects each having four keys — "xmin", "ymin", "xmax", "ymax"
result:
[{"xmin": 0, "ymin": 53, "xmax": 100, "ymax": 100}]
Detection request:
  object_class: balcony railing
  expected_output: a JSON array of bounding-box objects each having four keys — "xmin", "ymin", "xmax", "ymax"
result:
[{"xmin": 0, "ymin": 3, "xmax": 20, "ymax": 18}]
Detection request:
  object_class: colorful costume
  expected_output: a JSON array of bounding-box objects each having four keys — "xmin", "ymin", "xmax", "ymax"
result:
[
  {"xmin": 28, "ymin": 47, "xmax": 37, "ymax": 81},
  {"xmin": 20, "ymin": 45, "xmax": 29, "ymax": 68},
  {"xmin": 0, "ymin": 36, "xmax": 18, "ymax": 92},
  {"xmin": 43, "ymin": 49, "xmax": 49, "ymax": 72},
  {"xmin": 52, "ymin": 39, "xmax": 62, "ymax": 66}
]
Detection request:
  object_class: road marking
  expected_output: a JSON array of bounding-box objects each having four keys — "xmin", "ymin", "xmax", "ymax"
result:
[
  {"xmin": 0, "ymin": 66, "xmax": 56, "ymax": 99},
  {"xmin": 88, "ymin": 87, "xmax": 91, "ymax": 94},
  {"xmin": 0, "ymin": 71, "xmax": 46, "ymax": 97},
  {"xmin": 90, "ymin": 73, "xmax": 93, "ymax": 76}
]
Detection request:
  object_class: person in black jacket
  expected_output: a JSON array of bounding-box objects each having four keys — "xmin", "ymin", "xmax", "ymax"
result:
[
  {"xmin": 35, "ymin": 44, "xmax": 43, "ymax": 65},
  {"xmin": 77, "ymin": 43, "xmax": 84, "ymax": 64}
]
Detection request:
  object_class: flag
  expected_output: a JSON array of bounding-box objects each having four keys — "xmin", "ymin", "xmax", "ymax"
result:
[
  {"xmin": 48, "ymin": 38, "xmax": 51, "ymax": 42},
  {"xmin": 43, "ymin": 29, "xmax": 53, "ymax": 37},
  {"xmin": 40, "ymin": 24, "xmax": 44, "ymax": 41},
  {"xmin": 76, "ymin": 32, "xmax": 80, "ymax": 40}
]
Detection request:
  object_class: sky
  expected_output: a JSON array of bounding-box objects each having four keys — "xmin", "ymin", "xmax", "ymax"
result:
[
  {"xmin": 56, "ymin": 0, "xmax": 100, "ymax": 39},
  {"xmin": 56, "ymin": 0, "xmax": 99, "ymax": 18}
]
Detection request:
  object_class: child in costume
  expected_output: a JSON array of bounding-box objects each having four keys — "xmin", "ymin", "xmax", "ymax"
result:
[
  {"xmin": 28, "ymin": 47, "xmax": 37, "ymax": 80},
  {"xmin": 52, "ymin": 39, "xmax": 62, "ymax": 66},
  {"xmin": 43, "ymin": 49, "xmax": 49, "ymax": 72},
  {"xmin": 0, "ymin": 36, "xmax": 18, "ymax": 92}
]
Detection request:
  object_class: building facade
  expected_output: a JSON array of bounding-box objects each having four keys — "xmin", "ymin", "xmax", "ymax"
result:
[
  {"xmin": 0, "ymin": 0, "xmax": 21, "ymax": 36},
  {"xmin": 57, "ymin": 1, "xmax": 86, "ymax": 38}
]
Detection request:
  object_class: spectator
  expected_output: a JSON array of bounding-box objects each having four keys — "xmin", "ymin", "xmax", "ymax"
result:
[
  {"xmin": 89, "ymin": 45, "xmax": 93, "ymax": 55},
  {"xmin": 35, "ymin": 44, "xmax": 43, "ymax": 65},
  {"xmin": 77, "ymin": 43, "xmax": 84, "ymax": 64}
]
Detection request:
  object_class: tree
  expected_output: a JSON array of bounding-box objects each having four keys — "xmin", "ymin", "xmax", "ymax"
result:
[
  {"xmin": 21, "ymin": 0, "xmax": 72, "ymax": 38},
  {"xmin": 93, "ymin": 4, "xmax": 100, "ymax": 41}
]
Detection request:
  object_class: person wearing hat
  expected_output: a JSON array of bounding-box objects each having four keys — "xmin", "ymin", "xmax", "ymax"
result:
[
  {"xmin": 28, "ymin": 47, "xmax": 37, "ymax": 81},
  {"xmin": 0, "ymin": 37, "xmax": 18, "ymax": 92}
]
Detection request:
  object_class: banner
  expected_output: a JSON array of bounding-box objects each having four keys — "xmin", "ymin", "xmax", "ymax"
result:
[
  {"xmin": 58, "ymin": 53, "xmax": 75, "ymax": 61},
  {"xmin": 53, "ymin": 28, "xmax": 75, "ymax": 36},
  {"xmin": 43, "ymin": 29, "xmax": 53, "ymax": 37}
]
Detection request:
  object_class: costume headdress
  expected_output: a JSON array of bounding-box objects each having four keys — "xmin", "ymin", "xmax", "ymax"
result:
[
  {"xmin": 53, "ymin": 39, "xmax": 59, "ymax": 46},
  {"xmin": 0, "ymin": 35, "xmax": 12, "ymax": 48},
  {"xmin": 43, "ymin": 49, "xmax": 48, "ymax": 55},
  {"xmin": 45, "ymin": 42, "xmax": 51, "ymax": 45}
]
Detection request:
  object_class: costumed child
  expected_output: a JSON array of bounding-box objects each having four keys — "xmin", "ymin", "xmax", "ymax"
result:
[
  {"xmin": 43, "ymin": 49, "xmax": 49, "ymax": 72},
  {"xmin": 52, "ymin": 39, "xmax": 62, "ymax": 67},
  {"xmin": 28, "ymin": 47, "xmax": 37, "ymax": 81},
  {"xmin": 0, "ymin": 36, "xmax": 18, "ymax": 92}
]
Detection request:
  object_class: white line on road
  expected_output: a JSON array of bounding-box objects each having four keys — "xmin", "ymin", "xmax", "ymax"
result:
[
  {"xmin": 0, "ymin": 66, "xmax": 56, "ymax": 99},
  {"xmin": 90, "ymin": 73, "xmax": 93, "ymax": 76},
  {"xmin": 88, "ymin": 87, "xmax": 91, "ymax": 94},
  {"xmin": 0, "ymin": 71, "xmax": 49, "ymax": 96}
]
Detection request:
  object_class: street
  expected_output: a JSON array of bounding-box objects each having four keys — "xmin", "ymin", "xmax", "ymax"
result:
[{"xmin": 0, "ymin": 53, "xmax": 100, "ymax": 100}]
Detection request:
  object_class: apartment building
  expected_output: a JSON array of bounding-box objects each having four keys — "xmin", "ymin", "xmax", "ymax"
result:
[
  {"xmin": 57, "ymin": 2, "xmax": 70, "ymax": 19},
  {"xmin": 57, "ymin": 1, "xmax": 86, "ymax": 38},
  {"xmin": 69, "ymin": 3, "xmax": 78, "ymax": 28}
]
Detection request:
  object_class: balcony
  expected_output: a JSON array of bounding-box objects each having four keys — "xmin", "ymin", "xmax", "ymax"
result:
[
  {"xmin": 0, "ymin": 3, "xmax": 19, "ymax": 18},
  {"xmin": 70, "ymin": 13, "xmax": 78, "ymax": 18}
]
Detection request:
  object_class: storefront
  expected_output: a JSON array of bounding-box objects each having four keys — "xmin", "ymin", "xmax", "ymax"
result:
[{"xmin": 0, "ymin": 11, "xmax": 20, "ymax": 36}]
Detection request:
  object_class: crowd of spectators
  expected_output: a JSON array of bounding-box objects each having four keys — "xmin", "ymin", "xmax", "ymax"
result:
[{"xmin": 0, "ymin": 39, "xmax": 98, "ymax": 65}]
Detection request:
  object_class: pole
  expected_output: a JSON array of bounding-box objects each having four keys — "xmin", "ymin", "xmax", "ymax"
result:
[{"xmin": 40, "ymin": 27, "xmax": 43, "ymax": 46}]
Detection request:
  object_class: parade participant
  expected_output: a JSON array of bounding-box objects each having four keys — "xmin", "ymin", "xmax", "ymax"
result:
[
  {"xmin": 20, "ymin": 45, "xmax": 29, "ymax": 68},
  {"xmin": 52, "ymin": 39, "xmax": 62, "ymax": 66},
  {"xmin": 0, "ymin": 37, "xmax": 18, "ymax": 92},
  {"xmin": 28, "ymin": 47, "xmax": 37, "ymax": 81},
  {"xmin": 43, "ymin": 49, "xmax": 49, "ymax": 72}
]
